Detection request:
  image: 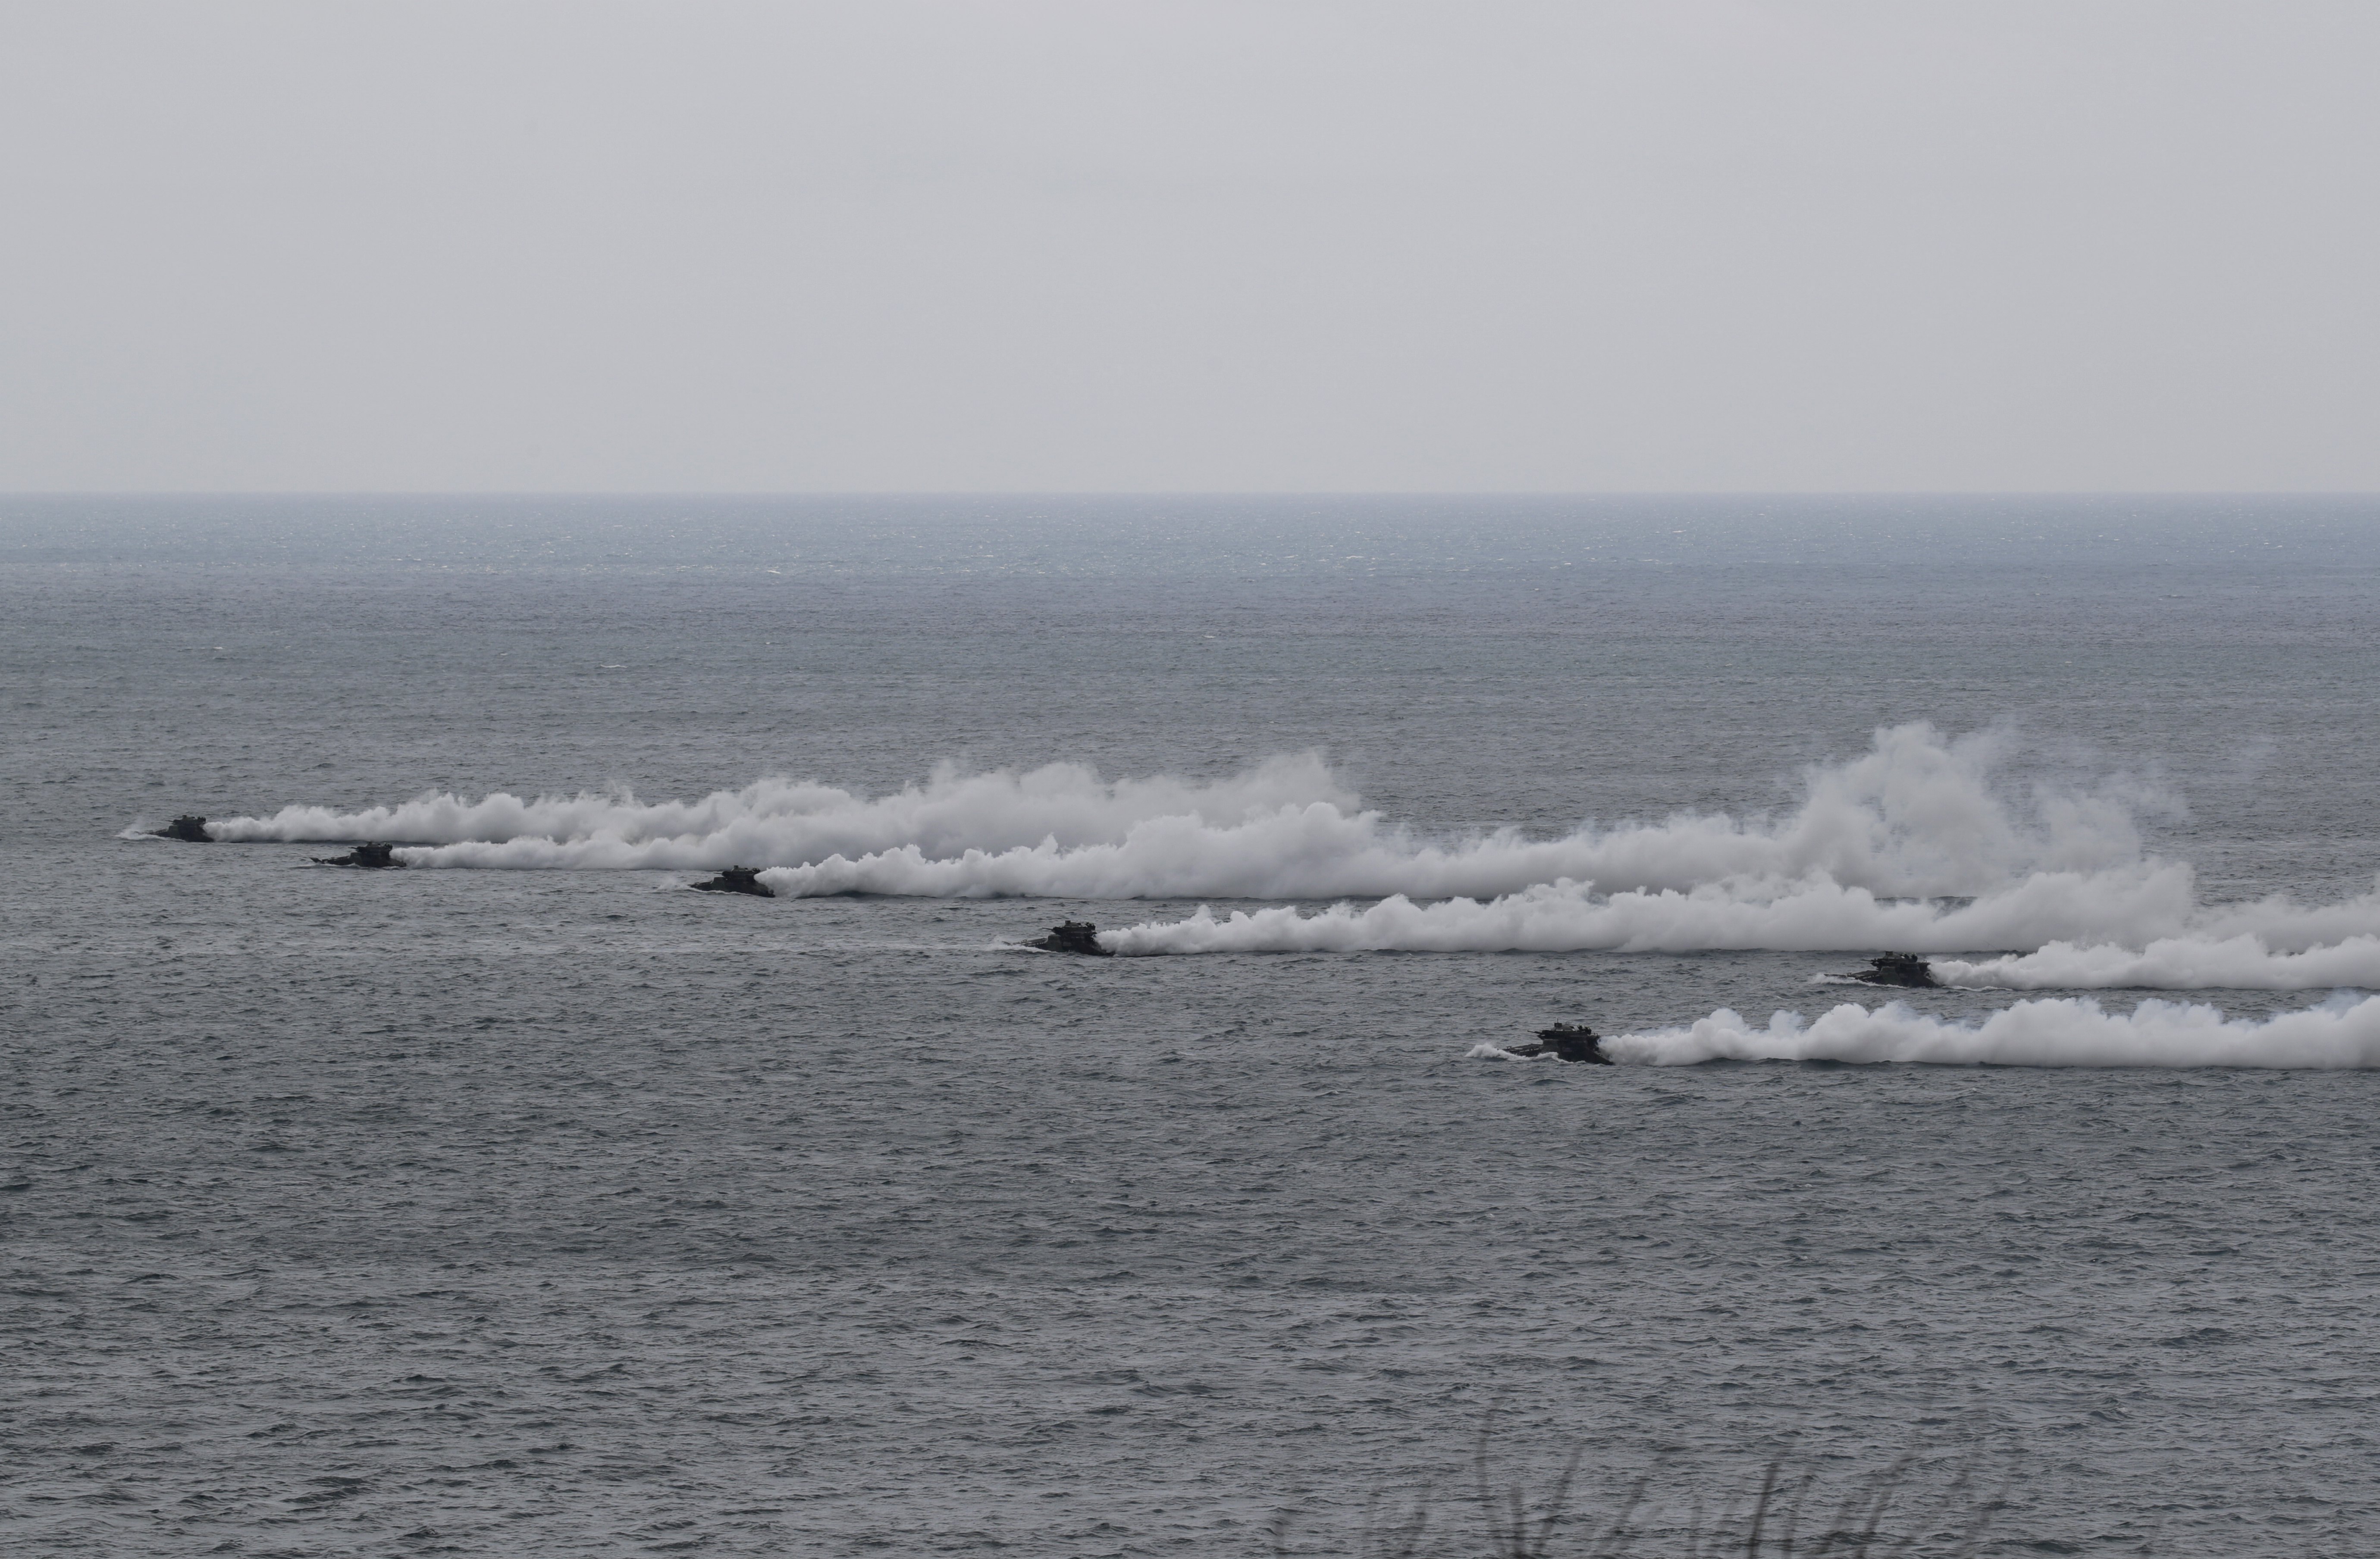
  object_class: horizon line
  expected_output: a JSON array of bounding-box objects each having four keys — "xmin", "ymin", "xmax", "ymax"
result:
[{"xmin": 6, "ymin": 489, "xmax": 2379, "ymax": 502}]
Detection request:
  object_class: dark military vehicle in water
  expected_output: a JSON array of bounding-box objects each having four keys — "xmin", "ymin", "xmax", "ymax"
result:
[
  {"xmin": 1027, "ymin": 920, "xmax": 1112, "ymax": 957},
  {"xmin": 690, "ymin": 865, "xmax": 772, "ymax": 897},
  {"xmin": 1508, "ymin": 1022, "xmax": 1610, "ymax": 1063},
  {"xmin": 1845, "ymin": 952, "xmax": 1939, "ymax": 988},
  {"xmin": 155, "ymin": 815, "xmax": 212, "ymax": 842},
  {"xmin": 313, "ymin": 842, "xmax": 401, "ymax": 869}
]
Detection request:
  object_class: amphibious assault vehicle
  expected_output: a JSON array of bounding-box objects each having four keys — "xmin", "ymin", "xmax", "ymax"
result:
[
  {"xmin": 690, "ymin": 866, "xmax": 772, "ymax": 897},
  {"xmin": 1507, "ymin": 1022, "xmax": 1610, "ymax": 1063},
  {"xmin": 1844, "ymin": 952, "xmax": 1939, "ymax": 988},
  {"xmin": 313, "ymin": 842, "xmax": 401, "ymax": 869},
  {"xmin": 1027, "ymin": 920, "xmax": 1112, "ymax": 957}
]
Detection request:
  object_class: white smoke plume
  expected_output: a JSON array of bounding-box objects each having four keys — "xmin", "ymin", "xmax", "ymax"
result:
[
  {"xmin": 1935, "ymin": 933, "xmax": 2380, "ymax": 991},
  {"xmin": 202, "ymin": 754, "xmax": 1355, "ymax": 869},
  {"xmin": 189, "ymin": 723, "xmax": 2380, "ymax": 976},
  {"xmin": 1556, "ymin": 992, "xmax": 2380, "ymax": 1069},
  {"xmin": 748, "ymin": 723, "xmax": 2147, "ymax": 899},
  {"xmin": 204, "ymin": 723, "xmax": 2155, "ymax": 896},
  {"xmin": 1102, "ymin": 867, "xmax": 2191, "ymax": 954},
  {"xmin": 1102, "ymin": 872, "xmax": 2380, "ymax": 961}
]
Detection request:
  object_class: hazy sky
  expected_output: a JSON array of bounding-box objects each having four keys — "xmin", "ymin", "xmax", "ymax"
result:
[{"xmin": 4, "ymin": 2, "xmax": 2375, "ymax": 492}]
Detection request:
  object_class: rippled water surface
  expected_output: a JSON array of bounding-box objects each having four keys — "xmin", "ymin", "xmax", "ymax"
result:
[{"xmin": 5, "ymin": 495, "xmax": 2380, "ymax": 1555}]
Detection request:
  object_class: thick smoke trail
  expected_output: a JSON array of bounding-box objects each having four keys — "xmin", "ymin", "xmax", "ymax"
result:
[
  {"xmin": 1546, "ymin": 992, "xmax": 2380, "ymax": 1069},
  {"xmin": 191, "ymin": 723, "xmax": 2380, "ymax": 969},
  {"xmin": 1935, "ymin": 933, "xmax": 2380, "ymax": 991},
  {"xmin": 750, "ymin": 723, "xmax": 2144, "ymax": 899},
  {"xmin": 1101, "ymin": 873, "xmax": 2380, "ymax": 961},
  {"xmin": 1104, "ymin": 868, "xmax": 2194, "ymax": 954},
  {"xmin": 204, "ymin": 756, "xmax": 1355, "ymax": 868},
  {"xmin": 204, "ymin": 724, "xmax": 2152, "ymax": 899}
]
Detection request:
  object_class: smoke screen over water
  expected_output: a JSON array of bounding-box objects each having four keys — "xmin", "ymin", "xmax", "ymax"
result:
[
  {"xmin": 9, "ymin": 495, "xmax": 2380, "ymax": 1553},
  {"xmin": 195, "ymin": 718, "xmax": 2380, "ymax": 1022}
]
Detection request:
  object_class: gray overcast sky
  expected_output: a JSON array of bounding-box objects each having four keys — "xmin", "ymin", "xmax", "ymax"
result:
[{"xmin": 3, "ymin": 2, "xmax": 2375, "ymax": 493}]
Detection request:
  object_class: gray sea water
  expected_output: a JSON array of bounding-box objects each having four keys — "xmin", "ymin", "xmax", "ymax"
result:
[{"xmin": 5, "ymin": 495, "xmax": 2380, "ymax": 1555}]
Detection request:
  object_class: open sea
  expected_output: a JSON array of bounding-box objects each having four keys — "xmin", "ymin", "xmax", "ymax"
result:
[{"xmin": 5, "ymin": 494, "xmax": 2380, "ymax": 1556}]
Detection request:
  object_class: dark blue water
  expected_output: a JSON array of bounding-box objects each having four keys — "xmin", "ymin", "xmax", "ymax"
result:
[{"xmin": 5, "ymin": 495, "xmax": 2380, "ymax": 1554}]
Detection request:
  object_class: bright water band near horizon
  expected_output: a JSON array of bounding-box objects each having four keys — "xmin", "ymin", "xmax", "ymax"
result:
[{"xmin": 6, "ymin": 495, "xmax": 2380, "ymax": 1554}]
